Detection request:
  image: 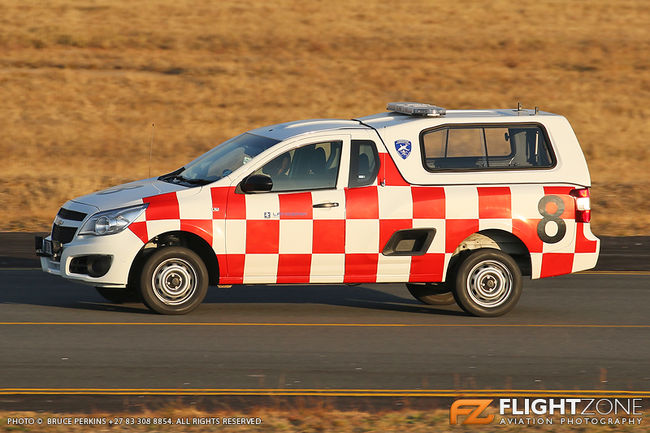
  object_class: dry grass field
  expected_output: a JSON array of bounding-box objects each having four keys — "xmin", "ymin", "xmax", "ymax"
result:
[{"xmin": 1, "ymin": 0, "xmax": 648, "ymax": 234}]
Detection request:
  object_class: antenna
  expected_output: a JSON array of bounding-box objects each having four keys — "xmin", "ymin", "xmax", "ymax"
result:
[
  {"xmin": 148, "ymin": 122, "xmax": 155, "ymax": 178},
  {"xmin": 517, "ymin": 101, "xmax": 522, "ymax": 111}
]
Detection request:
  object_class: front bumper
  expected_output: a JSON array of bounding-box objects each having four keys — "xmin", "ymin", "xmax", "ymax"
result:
[{"xmin": 36, "ymin": 229, "xmax": 144, "ymax": 288}]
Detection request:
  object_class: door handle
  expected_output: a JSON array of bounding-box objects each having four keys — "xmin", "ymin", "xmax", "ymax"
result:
[{"xmin": 313, "ymin": 202, "xmax": 339, "ymax": 208}]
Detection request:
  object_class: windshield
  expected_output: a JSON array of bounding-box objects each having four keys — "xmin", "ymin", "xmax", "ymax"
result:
[{"xmin": 161, "ymin": 133, "xmax": 280, "ymax": 185}]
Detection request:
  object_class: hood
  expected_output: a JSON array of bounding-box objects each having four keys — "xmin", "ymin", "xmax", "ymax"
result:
[{"xmin": 70, "ymin": 177, "xmax": 190, "ymax": 212}]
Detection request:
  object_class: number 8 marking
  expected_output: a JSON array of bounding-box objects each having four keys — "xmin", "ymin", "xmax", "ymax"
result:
[{"xmin": 537, "ymin": 195, "xmax": 566, "ymax": 244}]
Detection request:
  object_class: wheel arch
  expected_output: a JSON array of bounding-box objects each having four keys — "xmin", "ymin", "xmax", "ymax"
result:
[
  {"xmin": 128, "ymin": 230, "xmax": 220, "ymax": 287},
  {"xmin": 450, "ymin": 229, "xmax": 531, "ymax": 277}
]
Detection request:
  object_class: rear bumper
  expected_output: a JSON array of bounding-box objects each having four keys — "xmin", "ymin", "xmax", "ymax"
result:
[
  {"xmin": 571, "ymin": 222, "xmax": 601, "ymax": 273},
  {"xmin": 530, "ymin": 222, "xmax": 600, "ymax": 279}
]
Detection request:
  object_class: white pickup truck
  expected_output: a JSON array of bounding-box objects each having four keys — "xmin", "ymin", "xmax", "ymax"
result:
[{"xmin": 36, "ymin": 102, "xmax": 599, "ymax": 316}]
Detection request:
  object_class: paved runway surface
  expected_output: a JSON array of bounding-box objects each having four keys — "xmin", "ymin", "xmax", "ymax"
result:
[{"xmin": 0, "ymin": 270, "xmax": 648, "ymax": 398}]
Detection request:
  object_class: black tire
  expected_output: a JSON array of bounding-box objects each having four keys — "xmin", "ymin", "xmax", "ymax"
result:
[
  {"xmin": 406, "ymin": 283, "xmax": 456, "ymax": 306},
  {"xmin": 95, "ymin": 286, "xmax": 140, "ymax": 303},
  {"xmin": 452, "ymin": 249, "xmax": 522, "ymax": 317},
  {"xmin": 139, "ymin": 247, "xmax": 208, "ymax": 315}
]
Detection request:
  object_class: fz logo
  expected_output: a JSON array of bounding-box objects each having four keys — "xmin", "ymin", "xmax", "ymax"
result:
[
  {"xmin": 263, "ymin": 211, "xmax": 271, "ymax": 219},
  {"xmin": 394, "ymin": 139, "xmax": 412, "ymax": 159},
  {"xmin": 449, "ymin": 399, "xmax": 494, "ymax": 425}
]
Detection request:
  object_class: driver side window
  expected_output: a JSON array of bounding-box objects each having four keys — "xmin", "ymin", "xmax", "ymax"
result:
[{"xmin": 253, "ymin": 141, "xmax": 342, "ymax": 192}]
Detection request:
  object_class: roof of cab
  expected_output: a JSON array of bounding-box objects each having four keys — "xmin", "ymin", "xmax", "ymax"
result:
[
  {"xmin": 248, "ymin": 108, "xmax": 560, "ymax": 141},
  {"xmin": 248, "ymin": 119, "xmax": 368, "ymax": 141}
]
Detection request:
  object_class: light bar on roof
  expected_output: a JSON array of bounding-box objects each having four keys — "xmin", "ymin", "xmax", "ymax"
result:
[{"xmin": 387, "ymin": 102, "xmax": 446, "ymax": 117}]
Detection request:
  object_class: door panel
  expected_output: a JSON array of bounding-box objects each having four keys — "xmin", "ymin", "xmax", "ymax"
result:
[
  {"xmin": 309, "ymin": 189, "xmax": 346, "ymax": 282},
  {"xmin": 224, "ymin": 135, "xmax": 349, "ymax": 284}
]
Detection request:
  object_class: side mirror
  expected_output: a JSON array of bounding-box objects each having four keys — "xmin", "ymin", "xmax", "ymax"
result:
[{"xmin": 241, "ymin": 174, "xmax": 273, "ymax": 193}]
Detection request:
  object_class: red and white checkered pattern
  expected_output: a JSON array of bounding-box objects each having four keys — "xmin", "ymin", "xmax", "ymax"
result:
[{"xmin": 127, "ymin": 149, "xmax": 599, "ymax": 284}]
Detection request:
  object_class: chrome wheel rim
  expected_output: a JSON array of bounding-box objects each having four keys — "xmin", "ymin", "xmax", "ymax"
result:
[
  {"xmin": 151, "ymin": 258, "xmax": 197, "ymax": 306},
  {"xmin": 466, "ymin": 260, "xmax": 512, "ymax": 308}
]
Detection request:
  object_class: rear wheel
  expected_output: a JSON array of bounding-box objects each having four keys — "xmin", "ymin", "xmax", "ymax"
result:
[
  {"xmin": 406, "ymin": 282, "xmax": 456, "ymax": 305},
  {"xmin": 139, "ymin": 247, "xmax": 208, "ymax": 315},
  {"xmin": 453, "ymin": 249, "xmax": 522, "ymax": 317}
]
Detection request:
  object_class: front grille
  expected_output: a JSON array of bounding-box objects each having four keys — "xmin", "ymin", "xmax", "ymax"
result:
[
  {"xmin": 51, "ymin": 206, "xmax": 88, "ymax": 245},
  {"xmin": 52, "ymin": 224, "xmax": 77, "ymax": 244},
  {"xmin": 57, "ymin": 208, "xmax": 87, "ymax": 221}
]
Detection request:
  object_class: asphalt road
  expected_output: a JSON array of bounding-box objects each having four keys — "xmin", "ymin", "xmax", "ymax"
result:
[{"xmin": 0, "ymin": 270, "xmax": 648, "ymax": 401}]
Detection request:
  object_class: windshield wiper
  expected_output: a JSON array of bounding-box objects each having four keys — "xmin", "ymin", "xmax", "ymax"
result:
[
  {"xmin": 159, "ymin": 168, "xmax": 214, "ymax": 186},
  {"xmin": 158, "ymin": 167, "xmax": 184, "ymax": 181},
  {"xmin": 169, "ymin": 175, "xmax": 212, "ymax": 186},
  {"xmin": 159, "ymin": 171, "xmax": 212, "ymax": 186},
  {"xmin": 179, "ymin": 176, "xmax": 212, "ymax": 185}
]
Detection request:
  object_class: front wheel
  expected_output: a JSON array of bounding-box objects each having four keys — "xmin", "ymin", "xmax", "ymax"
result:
[
  {"xmin": 453, "ymin": 249, "xmax": 522, "ymax": 317},
  {"xmin": 139, "ymin": 247, "xmax": 208, "ymax": 315}
]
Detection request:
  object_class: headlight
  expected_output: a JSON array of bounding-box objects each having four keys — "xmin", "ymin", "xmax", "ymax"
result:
[{"xmin": 79, "ymin": 204, "xmax": 148, "ymax": 236}]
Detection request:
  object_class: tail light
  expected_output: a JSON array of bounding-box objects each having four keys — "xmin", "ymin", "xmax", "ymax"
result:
[{"xmin": 570, "ymin": 188, "xmax": 591, "ymax": 223}]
